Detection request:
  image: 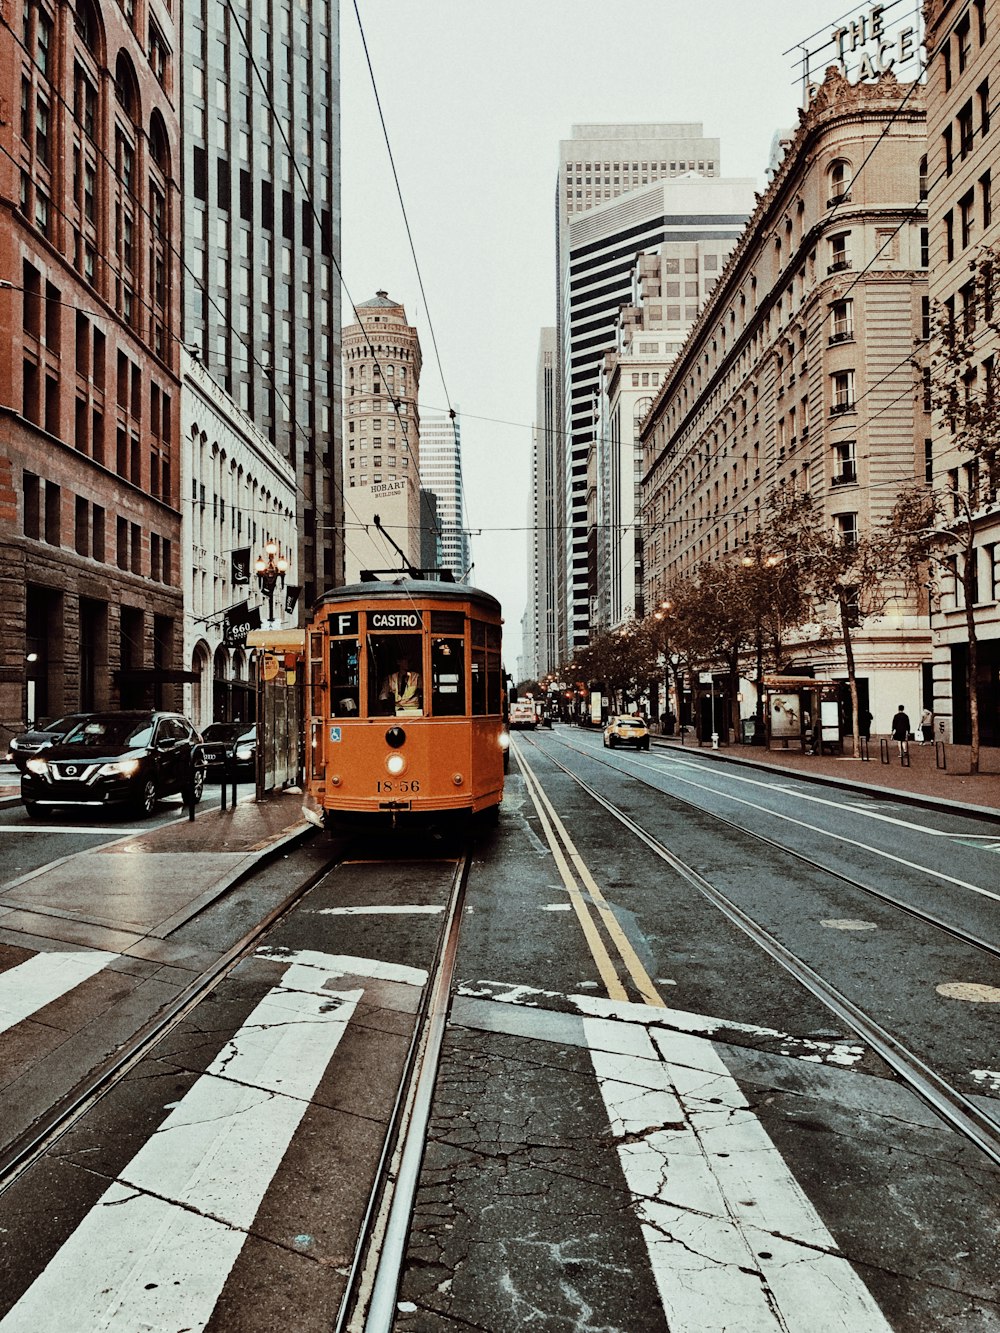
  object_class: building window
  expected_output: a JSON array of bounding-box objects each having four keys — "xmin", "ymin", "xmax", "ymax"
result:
[
  {"xmin": 828, "ymin": 158, "xmax": 852, "ymax": 205},
  {"xmin": 833, "ymin": 441, "xmax": 857, "ymax": 484},
  {"xmin": 980, "ymin": 80, "xmax": 991, "ymax": 136},
  {"xmin": 958, "ymin": 100, "xmax": 974, "ymax": 158},
  {"xmin": 920, "ymin": 226, "xmax": 929, "ymax": 268},
  {"xmin": 828, "ymin": 232, "xmax": 851, "ymax": 273},
  {"xmin": 943, "ymin": 125, "xmax": 953, "ymax": 175},
  {"xmin": 834, "ymin": 512, "xmax": 858, "ymax": 547},
  {"xmin": 956, "ymin": 13, "xmax": 971, "ymax": 72},
  {"xmin": 918, "ymin": 154, "xmax": 928, "ymax": 199},
  {"xmin": 945, "ymin": 210, "xmax": 955, "ymax": 262},
  {"xmin": 960, "ymin": 190, "xmax": 975, "ymax": 248},
  {"xmin": 831, "ymin": 370, "xmax": 855, "ymax": 414},
  {"xmin": 982, "ymin": 170, "xmax": 993, "ymax": 228},
  {"xmin": 829, "ymin": 299, "xmax": 853, "ymax": 343}
]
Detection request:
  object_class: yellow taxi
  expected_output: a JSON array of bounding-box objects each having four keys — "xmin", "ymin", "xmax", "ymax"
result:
[{"xmin": 603, "ymin": 714, "xmax": 650, "ymax": 751}]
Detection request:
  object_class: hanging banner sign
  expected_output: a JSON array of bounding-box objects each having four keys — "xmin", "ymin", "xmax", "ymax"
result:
[{"xmin": 231, "ymin": 547, "xmax": 251, "ymax": 586}]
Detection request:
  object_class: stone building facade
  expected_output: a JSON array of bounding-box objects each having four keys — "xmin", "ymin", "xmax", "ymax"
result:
[
  {"xmin": 923, "ymin": 0, "xmax": 1000, "ymax": 745},
  {"xmin": 640, "ymin": 68, "xmax": 931, "ymax": 731},
  {"xmin": 342, "ymin": 293, "xmax": 422, "ymax": 582},
  {"xmin": 0, "ymin": 0, "xmax": 183, "ymax": 742}
]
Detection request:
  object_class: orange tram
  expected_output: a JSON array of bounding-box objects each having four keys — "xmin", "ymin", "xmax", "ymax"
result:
[{"xmin": 302, "ymin": 576, "xmax": 507, "ymax": 829}]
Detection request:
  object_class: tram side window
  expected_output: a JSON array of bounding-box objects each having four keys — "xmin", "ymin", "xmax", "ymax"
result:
[
  {"xmin": 470, "ymin": 622, "xmax": 487, "ymax": 715},
  {"xmin": 309, "ymin": 631, "xmax": 325, "ymax": 717},
  {"xmin": 431, "ymin": 637, "xmax": 465, "ymax": 716},
  {"xmin": 487, "ymin": 624, "xmax": 502, "ymax": 714},
  {"xmin": 368, "ymin": 633, "xmax": 423, "ymax": 716},
  {"xmin": 329, "ymin": 638, "xmax": 360, "ymax": 716}
]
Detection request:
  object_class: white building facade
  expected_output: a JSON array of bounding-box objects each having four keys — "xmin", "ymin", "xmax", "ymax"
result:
[{"xmin": 181, "ymin": 351, "xmax": 298, "ymax": 729}]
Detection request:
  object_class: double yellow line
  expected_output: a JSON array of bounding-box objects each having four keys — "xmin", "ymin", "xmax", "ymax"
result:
[{"xmin": 517, "ymin": 748, "xmax": 664, "ymax": 1008}]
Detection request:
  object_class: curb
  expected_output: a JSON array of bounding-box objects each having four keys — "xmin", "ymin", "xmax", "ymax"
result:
[{"xmin": 649, "ymin": 737, "xmax": 1000, "ymax": 825}]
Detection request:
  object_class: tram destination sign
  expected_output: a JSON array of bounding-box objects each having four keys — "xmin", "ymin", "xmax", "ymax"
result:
[{"xmin": 370, "ymin": 610, "xmax": 423, "ymax": 630}]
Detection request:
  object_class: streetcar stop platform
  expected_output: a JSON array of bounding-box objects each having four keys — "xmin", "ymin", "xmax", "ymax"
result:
[{"xmin": 649, "ymin": 732, "xmax": 1000, "ymax": 821}]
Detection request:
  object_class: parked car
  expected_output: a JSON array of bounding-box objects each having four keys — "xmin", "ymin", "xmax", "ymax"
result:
[
  {"xmin": 603, "ymin": 714, "xmax": 650, "ymax": 750},
  {"xmin": 200, "ymin": 722, "xmax": 257, "ymax": 777},
  {"xmin": 6, "ymin": 714, "xmax": 94, "ymax": 773},
  {"xmin": 21, "ymin": 711, "xmax": 206, "ymax": 819}
]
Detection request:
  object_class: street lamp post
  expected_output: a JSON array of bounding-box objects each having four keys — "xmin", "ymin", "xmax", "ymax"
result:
[{"xmin": 255, "ymin": 541, "xmax": 290, "ymax": 625}]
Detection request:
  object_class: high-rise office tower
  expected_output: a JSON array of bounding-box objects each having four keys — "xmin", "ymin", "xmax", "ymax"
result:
[
  {"xmin": 528, "ymin": 328, "xmax": 558, "ymax": 677},
  {"xmin": 419, "ymin": 410, "xmax": 470, "ymax": 581},
  {"xmin": 555, "ymin": 124, "xmax": 748, "ymax": 654},
  {"xmin": 181, "ymin": 0, "xmax": 341, "ymax": 609}
]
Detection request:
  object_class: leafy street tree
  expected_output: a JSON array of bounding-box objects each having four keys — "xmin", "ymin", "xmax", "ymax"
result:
[
  {"xmin": 574, "ymin": 618, "xmax": 661, "ymax": 715},
  {"xmin": 768, "ymin": 487, "xmax": 911, "ymax": 758}
]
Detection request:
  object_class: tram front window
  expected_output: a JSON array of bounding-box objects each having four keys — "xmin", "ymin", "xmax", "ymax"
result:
[
  {"xmin": 431, "ymin": 637, "xmax": 465, "ymax": 716},
  {"xmin": 329, "ymin": 638, "xmax": 360, "ymax": 716},
  {"xmin": 370, "ymin": 634, "xmax": 423, "ymax": 716}
]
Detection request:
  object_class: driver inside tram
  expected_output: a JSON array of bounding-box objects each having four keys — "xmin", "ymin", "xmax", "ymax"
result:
[{"xmin": 379, "ymin": 652, "xmax": 422, "ymax": 715}]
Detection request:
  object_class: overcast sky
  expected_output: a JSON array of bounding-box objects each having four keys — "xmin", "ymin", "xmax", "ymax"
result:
[{"xmin": 339, "ymin": 0, "xmax": 878, "ymax": 667}]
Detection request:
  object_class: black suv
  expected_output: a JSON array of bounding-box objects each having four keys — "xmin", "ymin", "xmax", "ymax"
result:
[{"xmin": 21, "ymin": 711, "xmax": 206, "ymax": 819}]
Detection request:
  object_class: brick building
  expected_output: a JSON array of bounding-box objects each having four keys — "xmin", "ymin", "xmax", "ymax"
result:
[{"xmin": 0, "ymin": 0, "xmax": 183, "ymax": 742}]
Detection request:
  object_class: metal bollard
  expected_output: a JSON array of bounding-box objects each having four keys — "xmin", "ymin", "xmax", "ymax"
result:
[
  {"xmin": 935, "ymin": 740, "xmax": 947, "ymax": 771},
  {"xmin": 899, "ymin": 740, "xmax": 911, "ymax": 767},
  {"xmin": 859, "ymin": 736, "xmax": 870, "ymax": 762},
  {"xmin": 879, "ymin": 738, "xmax": 890, "ymax": 764}
]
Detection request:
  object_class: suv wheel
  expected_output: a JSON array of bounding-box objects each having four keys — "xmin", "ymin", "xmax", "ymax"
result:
[
  {"xmin": 136, "ymin": 778, "xmax": 158, "ymax": 817},
  {"xmin": 24, "ymin": 800, "xmax": 44, "ymax": 820}
]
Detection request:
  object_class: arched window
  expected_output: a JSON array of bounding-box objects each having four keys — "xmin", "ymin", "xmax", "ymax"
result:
[
  {"xmin": 149, "ymin": 108, "xmax": 170, "ymax": 174},
  {"xmin": 828, "ymin": 159, "xmax": 852, "ymax": 205},
  {"xmin": 114, "ymin": 50, "xmax": 140, "ymax": 123},
  {"xmin": 75, "ymin": 0, "xmax": 102, "ymax": 57}
]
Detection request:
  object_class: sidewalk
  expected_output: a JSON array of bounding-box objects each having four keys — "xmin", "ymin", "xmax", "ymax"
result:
[
  {"xmin": 651, "ymin": 733, "xmax": 1000, "ymax": 821},
  {"xmin": 0, "ymin": 776, "xmax": 313, "ymax": 943}
]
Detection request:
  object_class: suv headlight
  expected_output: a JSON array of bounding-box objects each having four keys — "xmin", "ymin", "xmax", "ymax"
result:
[
  {"xmin": 97, "ymin": 757, "xmax": 142, "ymax": 778},
  {"xmin": 235, "ymin": 745, "xmax": 254, "ymax": 761},
  {"xmin": 26, "ymin": 757, "xmax": 49, "ymax": 775}
]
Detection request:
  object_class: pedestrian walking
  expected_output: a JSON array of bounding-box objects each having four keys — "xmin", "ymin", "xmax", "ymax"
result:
[
  {"xmin": 891, "ymin": 704, "xmax": 912, "ymax": 757},
  {"xmin": 859, "ymin": 709, "xmax": 873, "ymax": 740},
  {"xmin": 920, "ymin": 707, "xmax": 934, "ymax": 744}
]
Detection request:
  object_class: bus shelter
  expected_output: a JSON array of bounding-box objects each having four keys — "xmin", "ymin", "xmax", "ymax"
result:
[
  {"xmin": 246, "ymin": 629, "xmax": 305, "ymax": 795},
  {"xmin": 763, "ymin": 675, "xmax": 843, "ymax": 754}
]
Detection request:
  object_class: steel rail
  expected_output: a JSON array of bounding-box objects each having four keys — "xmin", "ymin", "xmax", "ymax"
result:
[
  {"xmin": 548, "ymin": 733, "xmax": 1000, "ymax": 962},
  {"xmin": 530, "ymin": 739, "xmax": 1000, "ymax": 1168},
  {"xmin": 0, "ymin": 836, "xmax": 328, "ymax": 1195},
  {"xmin": 335, "ymin": 850, "xmax": 472, "ymax": 1333}
]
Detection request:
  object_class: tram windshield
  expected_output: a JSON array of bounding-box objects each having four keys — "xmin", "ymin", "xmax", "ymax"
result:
[
  {"xmin": 329, "ymin": 637, "xmax": 360, "ymax": 716},
  {"xmin": 369, "ymin": 634, "xmax": 424, "ymax": 716}
]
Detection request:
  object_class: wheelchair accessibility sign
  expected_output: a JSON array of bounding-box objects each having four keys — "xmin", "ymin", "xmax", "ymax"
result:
[{"xmin": 329, "ymin": 726, "xmax": 342, "ymax": 742}]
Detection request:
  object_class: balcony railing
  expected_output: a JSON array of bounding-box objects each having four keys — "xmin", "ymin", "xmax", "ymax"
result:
[
  {"xmin": 828, "ymin": 259, "xmax": 852, "ymax": 274},
  {"xmin": 830, "ymin": 400, "xmax": 855, "ymax": 416},
  {"xmin": 829, "ymin": 329, "xmax": 854, "ymax": 345}
]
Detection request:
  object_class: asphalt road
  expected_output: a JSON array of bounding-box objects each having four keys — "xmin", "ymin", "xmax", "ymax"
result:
[{"xmin": 0, "ymin": 739, "xmax": 997, "ymax": 1331}]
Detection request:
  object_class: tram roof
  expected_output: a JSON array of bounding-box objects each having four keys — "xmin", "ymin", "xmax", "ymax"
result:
[{"xmin": 313, "ymin": 577, "xmax": 501, "ymax": 615}]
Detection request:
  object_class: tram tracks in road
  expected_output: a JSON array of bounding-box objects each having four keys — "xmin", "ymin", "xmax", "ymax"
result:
[
  {"xmin": 0, "ymin": 840, "xmax": 338, "ymax": 1197},
  {"xmin": 519, "ymin": 735, "xmax": 1000, "ymax": 1170},
  {"xmin": 335, "ymin": 850, "xmax": 472, "ymax": 1333}
]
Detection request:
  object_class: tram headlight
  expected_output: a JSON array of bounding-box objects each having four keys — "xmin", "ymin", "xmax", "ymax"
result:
[
  {"xmin": 499, "ymin": 733, "xmax": 510, "ymax": 750},
  {"xmin": 386, "ymin": 753, "xmax": 406, "ymax": 776}
]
